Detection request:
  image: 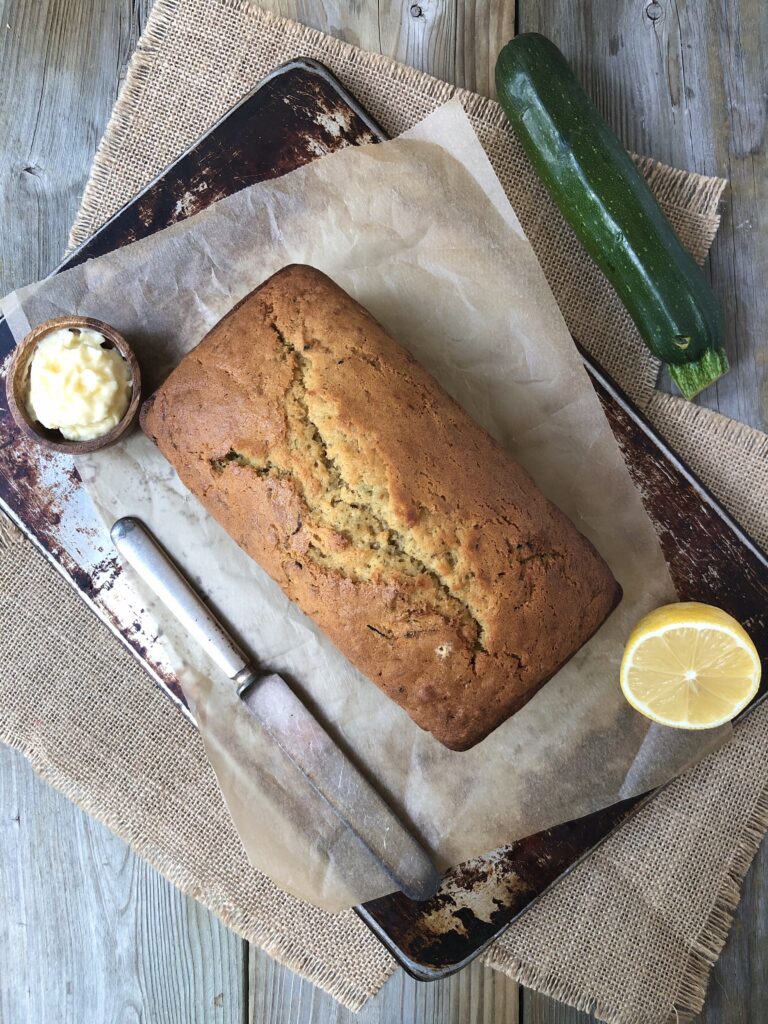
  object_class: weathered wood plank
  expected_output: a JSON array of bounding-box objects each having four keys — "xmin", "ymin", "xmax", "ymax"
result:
[
  {"xmin": 513, "ymin": 7, "xmax": 768, "ymax": 1016},
  {"xmin": 0, "ymin": 2, "xmax": 764, "ymax": 1024},
  {"xmin": 0, "ymin": 0, "xmax": 146, "ymax": 289},
  {"xmin": 698, "ymin": 843, "xmax": 768, "ymax": 1023},
  {"xmin": 518, "ymin": 0, "xmax": 768, "ymax": 430},
  {"xmin": 524, "ymin": 990, "xmax": 591, "ymax": 1024},
  {"xmin": 259, "ymin": 0, "xmax": 516, "ymax": 98},
  {"xmin": 0, "ymin": 745, "xmax": 246, "ymax": 1024},
  {"xmin": 265, "ymin": 0, "xmax": 384, "ymax": 54},
  {"xmin": 249, "ymin": 943, "xmax": 520, "ymax": 1023},
  {"xmin": 0, "ymin": 1, "xmax": 247, "ymax": 1021},
  {"xmin": 454, "ymin": 0, "xmax": 516, "ymax": 97}
]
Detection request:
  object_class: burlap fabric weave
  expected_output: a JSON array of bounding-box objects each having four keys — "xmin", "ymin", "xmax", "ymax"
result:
[{"xmin": 3, "ymin": 1, "xmax": 767, "ymax": 1021}]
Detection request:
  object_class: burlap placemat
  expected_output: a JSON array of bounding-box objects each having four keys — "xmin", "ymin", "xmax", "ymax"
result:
[{"xmin": 2, "ymin": 1, "xmax": 767, "ymax": 1021}]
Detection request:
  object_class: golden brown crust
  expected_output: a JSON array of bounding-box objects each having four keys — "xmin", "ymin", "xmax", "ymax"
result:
[{"xmin": 142, "ymin": 265, "xmax": 621, "ymax": 750}]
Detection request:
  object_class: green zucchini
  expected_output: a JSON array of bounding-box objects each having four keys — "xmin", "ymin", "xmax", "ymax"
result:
[{"xmin": 495, "ymin": 33, "xmax": 728, "ymax": 400}]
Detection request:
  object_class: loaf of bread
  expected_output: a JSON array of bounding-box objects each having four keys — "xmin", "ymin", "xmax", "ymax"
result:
[{"xmin": 142, "ymin": 265, "xmax": 621, "ymax": 750}]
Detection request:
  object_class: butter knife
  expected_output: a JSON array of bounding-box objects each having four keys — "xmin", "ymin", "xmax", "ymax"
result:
[{"xmin": 111, "ymin": 515, "xmax": 440, "ymax": 902}]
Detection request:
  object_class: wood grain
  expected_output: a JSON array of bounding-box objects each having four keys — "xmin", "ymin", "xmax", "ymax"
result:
[
  {"xmin": 258, "ymin": 0, "xmax": 516, "ymax": 97},
  {"xmin": 514, "ymin": 8, "xmax": 768, "ymax": 1015},
  {"xmin": 0, "ymin": 0, "xmax": 150, "ymax": 291},
  {"xmin": 698, "ymin": 844, "xmax": 768, "ymax": 1024},
  {"xmin": 249, "ymin": 945, "xmax": 520, "ymax": 1023},
  {"xmin": 0, "ymin": 745, "xmax": 246, "ymax": 1024},
  {"xmin": 0, "ymin": 3, "xmax": 246, "ymax": 1023},
  {"xmin": 518, "ymin": 0, "xmax": 768, "ymax": 430},
  {"xmin": 524, "ymin": 990, "xmax": 590, "ymax": 1024},
  {"xmin": 0, "ymin": 0, "xmax": 765, "ymax": 1022}
]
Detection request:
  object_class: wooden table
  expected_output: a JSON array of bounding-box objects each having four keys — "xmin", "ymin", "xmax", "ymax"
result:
[{"xmin": 1, "ymin": 1, "xmax": 765, "ymax": 1020}]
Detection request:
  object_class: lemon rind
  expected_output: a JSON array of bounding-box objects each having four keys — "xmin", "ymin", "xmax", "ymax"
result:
[{"xmin": 620, "ymin": 612, "xmax": 761, "ymax": 730}]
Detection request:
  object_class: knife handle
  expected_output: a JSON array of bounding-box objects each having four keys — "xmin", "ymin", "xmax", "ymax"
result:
[{"xmin": 111, "ymin": 516, "xmax": 251, "ymax": 681}]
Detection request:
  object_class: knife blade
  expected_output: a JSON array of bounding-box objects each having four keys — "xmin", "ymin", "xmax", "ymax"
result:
[{"xmin": 110, "ymin": 515, "xmax": 441, "ymax": 903}]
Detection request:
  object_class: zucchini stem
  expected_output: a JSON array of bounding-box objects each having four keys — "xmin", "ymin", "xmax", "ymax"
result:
[{"xmin": 668, "ymin": 348, "xmax": 730, "ymax": 401}]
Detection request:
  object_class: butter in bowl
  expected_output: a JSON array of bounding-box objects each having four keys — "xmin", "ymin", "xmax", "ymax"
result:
[{"xmin": 6, "ymin": 316, "xmax": 141, "ymax": 454}]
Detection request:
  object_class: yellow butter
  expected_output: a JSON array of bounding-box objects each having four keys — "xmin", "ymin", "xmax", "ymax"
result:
[{"xmin": 26, "ymin": 328, "xmax": 132, "ymax": 441}]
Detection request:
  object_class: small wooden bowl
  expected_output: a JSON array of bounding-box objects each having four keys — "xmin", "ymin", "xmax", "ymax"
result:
[{"xmin": 5, "ymin": 316, "xmax": 141, "ymax": 454}]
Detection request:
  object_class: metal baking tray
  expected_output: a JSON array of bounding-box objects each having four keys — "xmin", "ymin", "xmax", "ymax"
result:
[{"xmin": 1, "ymin": 58, "xmax": 766, "ymax": 980}]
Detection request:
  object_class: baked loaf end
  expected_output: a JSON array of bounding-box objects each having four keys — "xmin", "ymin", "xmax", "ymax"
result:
[{"xmin": 142, "ymin": 265, "xmax": 621, "ymax": 750}]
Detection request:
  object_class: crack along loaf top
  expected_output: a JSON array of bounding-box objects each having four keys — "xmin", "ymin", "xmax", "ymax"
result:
[{"xmin": 141, "ymin": 265, "xmax": 621, "ymax": 750}]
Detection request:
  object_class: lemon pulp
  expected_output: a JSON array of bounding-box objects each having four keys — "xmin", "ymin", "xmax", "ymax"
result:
[{"xmin": 620, "ymin": 602, "xmax": 761, "ymax": 729}]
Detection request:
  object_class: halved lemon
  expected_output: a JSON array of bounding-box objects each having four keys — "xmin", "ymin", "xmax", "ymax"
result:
[{"xmin": 620, "ymin": 602, "xmax": 761, "ymax": 729}]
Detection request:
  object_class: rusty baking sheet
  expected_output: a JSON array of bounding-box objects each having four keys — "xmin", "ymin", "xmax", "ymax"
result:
[{"xmin": 1, "ymin": 58, "xmax": 766, "ymax": 980}]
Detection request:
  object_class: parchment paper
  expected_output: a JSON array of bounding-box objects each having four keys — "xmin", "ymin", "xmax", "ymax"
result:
[{"xmin": 3, "ymin": 100, "xmax": 729, "ymax": 910}]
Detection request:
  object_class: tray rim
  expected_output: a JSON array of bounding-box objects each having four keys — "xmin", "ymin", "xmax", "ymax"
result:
[
  {"xmin": 2, "ymin": 56, "xmax": 766, "ymax": 983},
  {"xmin": 62, "ymin": 58, "xmax": 388, "ymax": 270}
]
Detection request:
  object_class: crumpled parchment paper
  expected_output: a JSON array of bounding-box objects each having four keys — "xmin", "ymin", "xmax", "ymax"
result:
[{"xmin": 2, "ymin": 99, "xmax": 729, "ymax": 910}]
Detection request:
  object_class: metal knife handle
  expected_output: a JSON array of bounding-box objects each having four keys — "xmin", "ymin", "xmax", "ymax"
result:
[
  {"xmin": 111, "ymin": 516, "xmax": 441, "ymax": 902},
  {"xmin": 111, "ymin": 516, "xmax": 251, "ymax": 681}
]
